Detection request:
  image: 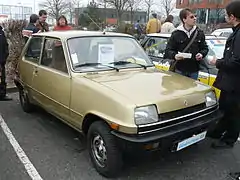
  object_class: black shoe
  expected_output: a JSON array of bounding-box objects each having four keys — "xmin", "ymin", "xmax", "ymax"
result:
[
  {"xmin": 207, "ymin": 131, "xmax": 222, "ymax": 139},
  {"xmin": 0, "ymin": 95, "xmax": 12, "ymax": 101},
  {"xmin": 211, "ymin": 140, "xmax": 234, "ymax": 149},
  {"xmin": 229, "ymin": 172, "xmax": 240, "ymax": 179}
]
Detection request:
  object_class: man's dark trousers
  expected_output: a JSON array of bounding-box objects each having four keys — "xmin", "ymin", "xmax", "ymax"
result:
[
  {"xmin": 0, "ymin": 62, "xmax": 6, "ymax": 98},
  {"xmin": 210, "ymin": 91, "xmax": 240, "ymax": 145}
]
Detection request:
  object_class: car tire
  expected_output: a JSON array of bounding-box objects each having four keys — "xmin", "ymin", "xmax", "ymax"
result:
[
  {"xmin": 19, "ymin": 88, "xmax": 34, "ymax": 113},
  {"xmin": 87, "ymin": 121, "xmax": 123, "ymax": 178}
]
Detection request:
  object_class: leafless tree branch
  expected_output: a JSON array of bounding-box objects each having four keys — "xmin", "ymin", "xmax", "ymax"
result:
[
  {"xmin": 159, "ymin": 0, "xmax": 175, "ymax": 17},
  {"xmin": 39, "ymin": 0, "xmax": 70, "ymax": 20},
  {"xmin": 126, "ymin": 0, "xmax": 143, "ymax": 23},
  {"xmin": 144, "ymin": 0, "xmax": 154, "ymax": 21}
]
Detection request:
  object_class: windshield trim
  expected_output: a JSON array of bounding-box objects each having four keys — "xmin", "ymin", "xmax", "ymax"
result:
[{"xmin": 66, "ymin": 36, "xmax": 154, "ymax": 73}]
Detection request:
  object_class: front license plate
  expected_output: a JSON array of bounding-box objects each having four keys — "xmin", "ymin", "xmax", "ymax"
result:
[{"xmin": 176, "ymin": 131, "xmax": 207, "ymax": 151}]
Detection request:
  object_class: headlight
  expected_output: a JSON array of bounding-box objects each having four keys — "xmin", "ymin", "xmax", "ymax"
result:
[
  {"xmin": 205, "ymin": 91, "xmax": 217, "ymax": 107},
  {"xmin": 134, "ymin": 105, "xmax": 158, "ymax": 125}
]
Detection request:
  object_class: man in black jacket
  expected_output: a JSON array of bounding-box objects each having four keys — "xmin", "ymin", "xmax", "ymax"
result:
[
  {"xmin": 209, "ymin": 0, "xmax": 240, "ymax": 149},
  {"xmin": 0, "ymin": 25, "xmax": 11, "ymax": 101},
  {"xmin": 22, "ymin": 14, "xmax": 40, "ymax": 43},
  {"xmin": 164, "ymin": 8, "xmax": 209, "ymax": 80}
]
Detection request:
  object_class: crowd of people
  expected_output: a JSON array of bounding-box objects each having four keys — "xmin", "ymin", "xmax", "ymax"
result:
[
  {"xmin": 134, "ymin": 13, "xmax": 176, "ymax": 40},
  {"xmin": 22, "ymin": 9, "xmax": 73, "ymax": 40}
]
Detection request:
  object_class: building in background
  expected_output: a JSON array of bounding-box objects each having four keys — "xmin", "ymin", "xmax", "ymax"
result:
[
  {"xmin": 0, "ymin": 4, "xmax": 32, "ymax": 21},
  {"xmin": 75, "ymin": 7, "xmax": 147, "ymax": 25},
  {"xmin": 176, "ymin": 0, "xmax": 229, "ymax": 24}
]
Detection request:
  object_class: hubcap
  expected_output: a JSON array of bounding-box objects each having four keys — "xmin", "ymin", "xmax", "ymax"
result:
[{"xmin": 91, "ymin": 134, "xmax": 107, "ymax": 168}]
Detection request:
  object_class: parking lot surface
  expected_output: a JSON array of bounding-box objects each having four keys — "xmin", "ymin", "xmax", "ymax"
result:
[{"xmin": 1, "ymin": 93, "xmax": 240, "ymax": 180}]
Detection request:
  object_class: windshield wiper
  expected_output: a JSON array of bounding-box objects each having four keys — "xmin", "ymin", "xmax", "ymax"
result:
[
  {"xmin": 110, "ymin": 60, "xmax": 152, "ymax": 69},
  {"xmin": 74, "ymin": 62, "xmax": 119, "ymax": 71}
]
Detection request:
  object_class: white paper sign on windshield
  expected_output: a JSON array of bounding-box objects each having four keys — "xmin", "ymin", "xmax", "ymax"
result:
[
  {"xmin": 71, "ymin": 53, "xmax": 79, "ymax": 64},
  {"xmin": 98, "ymin": 44, "xmax": 115, "ymax": 64}
]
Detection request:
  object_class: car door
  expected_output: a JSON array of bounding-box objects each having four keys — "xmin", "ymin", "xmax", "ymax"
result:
[
  {"xmin": 31, "ymin": 37, "xmax": 72, "ymax": 123},
  {"xmin": 142, "ymin": 36, "xmax": 170, "ymax": 71},
  {"xmin": 19, "ymin": 36, "xmax": 43, "ymax": 95}
]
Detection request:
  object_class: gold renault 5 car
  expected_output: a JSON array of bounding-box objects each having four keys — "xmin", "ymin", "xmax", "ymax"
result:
[
  {"xmin": 14, "ymin": 30, "xmax": 222, "ymax": 177},
  {"xmin": 141, "ymin": 33, "xmax": 227, "ymax": 99}
]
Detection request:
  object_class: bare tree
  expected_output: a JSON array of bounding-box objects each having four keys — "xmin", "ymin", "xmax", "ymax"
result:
[
  {"xmin": 126, "ymin": 0, "xmax": 143, "ymax": 23},
  {"xmin": 100, "ymin": 0, "xmax": 130, "ymax": 23},
  {"xmin": 39, "ymin": 0, "xmax": 69, "ymax": 20},
  {"xmin": 144, "ymin": 0, "xmax": 154, "ymax": 21},
  {"xmin": 66, "ymin": 0, "xmax": 83, "ymax": 24},
  {"xmin": 159, "ymin": 0, "xmax": 175, "ymax": 17}
]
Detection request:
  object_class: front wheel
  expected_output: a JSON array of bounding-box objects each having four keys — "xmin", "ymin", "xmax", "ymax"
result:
[{"xmin": 87, "ymin": 121, "xmax": 123, "ymax": 178}]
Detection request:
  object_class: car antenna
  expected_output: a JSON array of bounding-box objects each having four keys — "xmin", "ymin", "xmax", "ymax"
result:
[{"xmin": 83, "ymin": 12, "xmax": 104, "ymax": 32}]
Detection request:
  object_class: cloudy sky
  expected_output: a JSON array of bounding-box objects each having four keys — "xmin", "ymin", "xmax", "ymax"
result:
[
  {"xmin": 1, "ymin": 0, "xmax": 179, "ymax": 17},
  {"xmin": 1, "ymin": 0, "xmax": 88, "ymax": 13}
]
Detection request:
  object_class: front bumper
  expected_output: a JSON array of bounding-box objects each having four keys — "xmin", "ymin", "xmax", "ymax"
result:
[{"xmin": 111, "ymin": 107, "xmax": 222, "ymax": 145}]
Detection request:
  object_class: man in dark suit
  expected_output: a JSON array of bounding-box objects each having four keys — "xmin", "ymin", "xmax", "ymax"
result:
[
  {"xmin": 0, "ymin": 25, "xmax": 11, "ymax": 101},
  {"xmin": 209, "ymin": 0, "xmax": 240, "ymax": 149}
]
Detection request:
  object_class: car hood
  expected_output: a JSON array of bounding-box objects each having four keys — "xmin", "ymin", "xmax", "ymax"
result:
[{"xmin": 83, "ymin": 68, "xmax": 210, "ymax": 113}]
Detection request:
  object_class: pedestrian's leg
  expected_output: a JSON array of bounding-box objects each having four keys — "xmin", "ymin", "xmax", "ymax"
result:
[
  {"xmin": 221, "ymin": 98, "xmax": 240, "ymax": 145},
  {"xmin": 211, "ymin": 92, "xmax": 236, "ymax": 149},
  {"xmin": 1, "ymin": 62, "xmax": 6, "ymax": 84},
  {"xmin": 189, "ymin": 72, "xmax": 199, "ymax": 80},
  {"xmin": 0, "ymin": 63, "xmax": 6, "ymax": 98},
  {"xmin": 0, "ymin": 62, "xmax": 12, "ymax": 101},
  {"xmin": 175, "ymin": 69, "xmax": 186, "ymax": 77},
  {"xmin": 208, "ymin": 91, "xmax": 228, "ymax": 139}
]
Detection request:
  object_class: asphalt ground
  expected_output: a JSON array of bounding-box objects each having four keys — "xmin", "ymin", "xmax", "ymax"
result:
[{"xmin": 1, "ymin": 92, "xmax": 240, "ymax": 180}]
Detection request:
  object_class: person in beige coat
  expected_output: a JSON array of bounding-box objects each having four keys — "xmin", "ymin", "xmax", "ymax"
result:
[
  {"xmin": 161, "ymin": 15, "xmax": 175, "ymax": 33},
  {"xmin": 146, "ymin": 13, "xmax": 161, "ymax": 34}
]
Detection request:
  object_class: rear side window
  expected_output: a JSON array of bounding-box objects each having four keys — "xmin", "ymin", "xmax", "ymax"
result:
[
  {"xmin": 24, "ymin": 36, "xmax": 43, "ymax": 64},
  {"xmin": 41, "ymin": 38, "xmax": 68, "ymax": 73}
]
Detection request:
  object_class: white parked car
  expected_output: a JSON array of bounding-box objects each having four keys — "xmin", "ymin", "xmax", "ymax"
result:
[{"xmin": 211, "ymin": 28, "xmax": 232, "ymax": 37}]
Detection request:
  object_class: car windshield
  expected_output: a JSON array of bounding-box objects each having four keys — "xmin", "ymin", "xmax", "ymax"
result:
[
  {"xmin": 145, "ymin": 37, "xmax": 226, "ymax": 59},
  {"xmin": 144, "ymin": 37, "xmax": 168, "ymax": 58},
  {"xmin": 67, "ymin": 36, "xmax": 153, "ymax": 72}
]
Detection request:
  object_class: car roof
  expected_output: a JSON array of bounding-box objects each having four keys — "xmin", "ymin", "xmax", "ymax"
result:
[
  {"xmin": 32, "ymin": 30, "xmax": 133, "ymax": 39},
  {"xmin": 146, "ymin": 33, "xmax": 227, "ymax": 40},
  {"xmin": 147, "ymin": 33, "xmax": 171, "ymax": 38},
  {"xmin": 213, "ymin": 28, "xmax": 232, "ymax": 32}
]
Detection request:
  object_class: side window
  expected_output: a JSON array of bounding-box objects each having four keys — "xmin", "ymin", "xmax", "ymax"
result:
[
  {"xmin": 144, "ymin": 37, "xmax": 168, "ymax": 58},
  {"xmin": 222, "ymin": 32, "xmax": 231, "ymax": 37},
  {"xmin": 41, "ymin": 38, "xmax": 68, "ymax": 73},
  {"xmin": 24, "ymin": 36, "xmax": 43, "ymax": 63}
]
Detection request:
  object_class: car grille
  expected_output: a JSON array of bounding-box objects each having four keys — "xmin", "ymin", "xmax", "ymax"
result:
[
  {"xmin": 138, "ymin": 103, "xmax": 218, "ymax": 134},
  {"xmin": 159, "ymin": 103, "xmax": 206, "ymax": 121}
]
